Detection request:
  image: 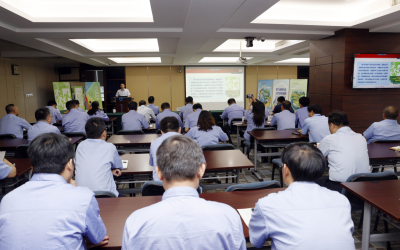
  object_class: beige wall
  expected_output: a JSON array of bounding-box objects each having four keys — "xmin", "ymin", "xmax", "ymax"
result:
[{"xmin": 0, "ymin": 57, "xmax": 58, "ymax": 122}]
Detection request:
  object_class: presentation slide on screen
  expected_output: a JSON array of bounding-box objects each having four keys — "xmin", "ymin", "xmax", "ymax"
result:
[
  {"xmin": 353, "ymin": 54, "xmax": 400, "ymax": 89},
  {"xmin": 185, "ymin": 66, "xmax": 245, "ymax": 110}
]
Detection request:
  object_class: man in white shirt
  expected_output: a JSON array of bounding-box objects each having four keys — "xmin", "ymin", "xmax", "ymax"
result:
[
  {"xmin": 316, "ymin": 111, "xmax": 370, "ymax": 192},
  {"xmin": 115, "ymin": 83, "xmax": 131, "ymax": 97},
  {"xmin": 270, "ymin": 101, "xmax": 296, "ymax": 130},
  {"xmin": 137, "ymin": 100, "xmax": 156, "ymax": 123},
  {"xmin": 249, "ymin": 142, "xmax": 355, "ymax": 250},
  {"xmin": 300, "ymin": 104, "xmax": 330, "ymax": 143}
]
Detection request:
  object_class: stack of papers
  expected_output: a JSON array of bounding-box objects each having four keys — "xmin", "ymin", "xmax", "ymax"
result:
[
  {"xmin": 122, "ymin": 160, "xmax": 128, "ymax": 169},
  {"xmin": 237, "ymin": 208, "xmax": 254, "ymax": 227},
  {"xmin": 390, "ymin": 146, "xmax": 400, "ymax": 151},
  {"xmin": 0, "ymin": 151, "xmax": 5, "ymax": 161}
]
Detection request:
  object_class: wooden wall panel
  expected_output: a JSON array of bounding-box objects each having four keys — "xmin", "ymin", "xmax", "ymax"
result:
[
  {"xmin": 4, "ymin": 58, "xmax": 26, "ymax": 119},
  {"xmin": 0, "ymin": 57, "xmax": 8, "ymax": 117},
  {"xmin": 277, "ymin": 66, "xmax": 297, "ymax": 79},
  {"xmin": 21, "ymin": 59, "xmax": 38, "ymax": 122},
  {"xmin": 148, "ymin": 67, "xmax": 172, "ymax": 110},
  {"xmin": 308, "ymin": 66, "xmax": 315, "ymax": 94},
  {"xmin": 170, "ymin": 66, "xmax": 185, "ymax": 111},
  {"xmin": 126, "ymin": 67, "xmax": 148, "ymax": 107},
  {"xmin": 309, "ymin": 93, "xmax": 331, "ymax": 116},
  {"xmin": 315, "ymin": 64, "xmax": 332, "ymax": 95},
  {"xmin": 258, "ymin": 66, "xmax": 277, "ymax": 80},
  {"xmin": 245, "ymin": 66, "xmax": 257, "ymax": 107}
]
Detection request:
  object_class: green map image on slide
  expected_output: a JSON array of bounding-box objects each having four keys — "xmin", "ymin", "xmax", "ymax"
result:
[
  {"xmin": 390, "ymin": 62, "xmax": 400, "ymax": 84},
  {"xmin": 258, "ymin": 87, "xmax": 271, "ymax": 108},
  {"xmin": 290, "ymin": 90, "xmax": 306, "ymax": 110},
  {"xmin": 86, "ymin": 82, "xmax": 103, "ymax": 108},
  {"xmin": 225, "ymin": 76, "xmax": 240, "ymax": 97}
]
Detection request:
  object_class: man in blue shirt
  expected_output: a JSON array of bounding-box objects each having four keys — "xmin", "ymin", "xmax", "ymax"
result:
[
  {"xmin": 300, "ymin": 104, "xmax": 330, "ymax": 143},
  {"xmin": 249, "ymin": 143, "xmax": 354, "ymax": 250},
  {"xmin": 184, "ymin": 103, "xmax": 202, "ymax": 132},
  {"xmin": 221, "ymin": 98, "xmax": 244, "ymax": 125},
  {"xmin": 75, "ymin": 117, "xmax": 123, "ymax": 197},
  {"xmin": 74, "ymin": 100, "xmax": 85, "ymax": 112},
  {"xmin": 147, "ymin": 96, "xmax": 159, "ymax": 115},
  {"xmin": 155, "ymin": 102, "xmax": 183, "ymax": 129},
  {"xmin": 179, "ymin": 96, "xmax": 194, "ymax": 124},
  {"xmin": 272, "ymin": 96, "xmax": 294, "ymax": 114},
  {"xmin": 62, "ymin": 100, "xmax": 90, "ymax": 133},
  {"xmin": 0, "ymin": 133, "xmax": 109, "ymax": 249},
  {"xmin": 46, "ymin": 100, "xmax": 63, "ymax": 124},
  {"xmin": 123, "ymin": 135, "xmax": 246, "ymax": 250},
  {"xmin": 0, "ymin": 104, "xmax": 31, "ymax": 139},
  {"xmin": 270, "ymin": 101, "xmax": 296, "ymax": 130},
  {"xmin": 122, "ymin": 101, "xmax": 149, "ymax": 131},
  {"xmin": 364, "ymin": 105, "xmax": 400, "ymax": 143},
  {"xmin": 28, "ymin": 108, "xmax": 61, "ymax": 143},
  {"xmin": 295, "ymin": 96, "xmax": 309, "ymax": 128}
]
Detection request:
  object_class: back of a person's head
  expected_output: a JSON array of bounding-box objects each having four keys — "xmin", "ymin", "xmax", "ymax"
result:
[
  {"xmin": 66, "ymin": 100, "xmax": 76, "ymax": 111},
  {"xmin": 5, "ymin": 104, "xmax": 15, "ymax": 114},
  {"xmin": 87, "ymin": 101, "xmax": 100, "ymax": 116},
  {"xmin": 185, "ymin": 96, "xmax": 193, "ymax": 103},
  {"xmin": 307, "ymin": 104, "xmax": 322, "ymax": 115},
  {"xmin": 161, "ymin": 102, "xmax": 170, "ymax": 110},
  {"xmin": 198, "ymin": 111, "xmax": 215, "ymax": 131},
  {"xmin": 47, "ymin": 100, "xmax": 57, "ymax": 106},
  {"xmin": 139, "ymin": 100, "xmax": 146, "ymax": 106},
  {"xmin": 252, "ymin": 101, "xmax": 265, "ymax": 127},
  {"xmin": 85, "ymin": 117, "xmax": 106, "ymax": 139},
  {"xmin": 35, "ymin": 108, "xmax": 50, "ymax": 122},
  {"xmin": 281, "ymin": 142, "xmax": 326, "ymax": 182},
  {"xmin": 277, "ymin": 96, "xmax": 285, "ymax": 103},
  {"xmin": 160, "ymin": 116, "xmax": 179, "ymax": 133},
  {"xmin": 156, "ymin": 135, "xmax": 203, "ymax": 182},
  {"xmin": 73, "ymin": 100, "xmax": 80, "ymax": 105},
  {"xmin": 299, "ymin": 97, "xmax": 310, "ymax": 107},
  {"xmin": 328, "ymin": 111, "xmax": 349, "ymax": 126},
  {"xmin": 383, "ymin": 106, "xmax": 399, "ymax": 120},
  {"xmin": 148, "ymin": 96, "xmax": 155, "ymax": 103},
  {"xmin": 128, "ymin": 101, "xmax": 138, "ymax": 111},
  {"xmin": 227, "ymin": 98, "xmax": 236, "ymax": 105},
  {"xmin": 282, "ymin": 101, "xmax": 291, "ymax": 110},
  {"xmin": 193, "ymin": 103, "xmax": 202, "ymax": 110},
  {"xmin": 28, "ymin": 133, "xmax": 75, "ymax": 174}
]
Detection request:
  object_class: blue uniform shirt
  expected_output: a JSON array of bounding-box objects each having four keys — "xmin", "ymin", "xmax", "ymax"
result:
[
  {"xmin": 184, "ymin": 109, "xmax": 202, "ymax": 129},
  {"xmin": 0, "ymin": 161, "xmax": 11, "ymax": 180},
  {"xmin": 272, "ymin": 104, "xmax": 294, "ymax": 114},
  {"xmin": 221, "ymin": 104, "xmax": 244, "ymax": 125},
  {"xmin": 301, "ymin": 114, "xmax": 330, "ymax": 143},
  {"xmin": 75, "ymin": 139, "xmax": 123, "ymax": 197},
  {"xmin": 122, "ymin": 186, "xmax": 246, "ymax": 250},
  {"xmin": 89, "ymin": 110, "xmax": 109, "ymax": 121},
  {"xmin": 244, "ymin": 110, "xmax": 265, "ymax": 141},
  {"xmin": 295, "ymin": 106, "xmax": 308, "ymax": 128},
  {"xmin": 0, "ymin": 114, "xmax": 31, "ymax": 139},
  {"xmin": 62, "ymin": 109, "xmax": 90, "ymax": 133},
  {"xmin": 270, "ymin": 110, "xmax": 296, "ymax": 130},
  {"xmin": 122, "ymin": 110, "xmax": 149, "ymax": 131},
  {"xmin": 363, "ymin": 119, "xmax": 400, "ymax": 143},
  {"xmin": 147, "ymin": 104, "xmax": 160, "ymax": 115},
  {"xmin": 186, "ymin": 126, "xmax": 228, "ymax": 147},
  {"xmin": 179, "ymin": 104, "xmax": 194, "ymax": 123},
  {"xmin": 45, "ymin": 106, "xmax": 63, "ymax": 124},
  {"xmin": 0, "ymin": 173, "xmax": 107, "ymax": 249},
  {"xmin": 77, "ymin": 107, "xmax": 85, "ymax": 112},
  {"xmin": 28, "ymin": 121, "xmax": 61, "ymax": 144},
  {"xmin": 155, "ymin": 109, "xmax": 183, "ymax": 129}
]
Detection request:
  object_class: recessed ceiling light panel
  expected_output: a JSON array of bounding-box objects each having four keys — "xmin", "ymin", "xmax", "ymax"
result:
[
  {"xmin": 70, "ymin": 39, "xmax": 159, "ymax": 53},
  {"xmin": 109, "ymin": 57, "xmax": 161, "ymax": 63},
  {"xmin": 199, "ymin": 57, "xmax": 253, "ymax": 63},
  {"xmin": 274, "ymin": 58, "xmax": 310, "ymax": 64}
]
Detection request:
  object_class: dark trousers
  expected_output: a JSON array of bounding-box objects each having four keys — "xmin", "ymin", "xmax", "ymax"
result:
[
  {"xmin": 315, "ymin": 176, "xmax": 342, "ymax": 192},
  {"xmin": 118, "ymin": 193, "xmax": 126, "ymax": 197}
]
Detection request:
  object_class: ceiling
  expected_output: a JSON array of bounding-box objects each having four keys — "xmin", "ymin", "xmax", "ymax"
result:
[{"xmin": 0, "ymin": 0, "xmax": 399, "ymax": 67}]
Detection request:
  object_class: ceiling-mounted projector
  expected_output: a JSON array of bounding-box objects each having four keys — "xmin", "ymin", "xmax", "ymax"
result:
[{"xmin": 236, "ymin": 57, "xmax": 248, "ymax": 64}]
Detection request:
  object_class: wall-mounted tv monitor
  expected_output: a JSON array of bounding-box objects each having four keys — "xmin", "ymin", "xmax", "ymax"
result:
[{"xmin": 353, "ymin": 54, "xmax": 400, "ymax": 89}]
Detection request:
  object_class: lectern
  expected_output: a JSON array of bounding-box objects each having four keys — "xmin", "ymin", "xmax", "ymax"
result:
[{"xmin": 112, "ymin": 97, "xmax": 132, "ymax": 113}]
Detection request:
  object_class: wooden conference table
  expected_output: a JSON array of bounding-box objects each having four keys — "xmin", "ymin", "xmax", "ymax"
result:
[
  {"xmin": 367, "ymin": 142, "xmax": 400, "ymax": 161},
  {"xmin": 1, "ymin": 158, "xmax": 33, "ymax": 193},
  {"xmin": 0, "ymin": 136, "xmax": 83, "ymax": 151},
  {"xmin": 231, "ymin": 120, "xmax": 270, "ymax": 149},
  {"xmin": 98, "ymin": 187, "xmax": 285, "ymax": 250},
  {"xmin": 107, "ymin": 134, "xmax": 161, "ymax": 146}
]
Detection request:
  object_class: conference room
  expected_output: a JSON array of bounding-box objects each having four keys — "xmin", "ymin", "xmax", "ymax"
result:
[{"xmin": 2, "ymin": 0, "xmax": 400, "ymax": 249}]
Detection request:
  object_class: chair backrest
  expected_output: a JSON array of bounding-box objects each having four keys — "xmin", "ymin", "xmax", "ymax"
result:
[
  {"xmin": 117, "ymin": 130, "xmax": 144, "ymax": 135},
  {"xmin": 62, "ymin": 132, "xmax": 87, "ymax": 140},
  {"xmin": 225, "ymin": 180, "xmax": 281, "ymax": 192},
  {"xmin": 202, "ymin": 144, "xmax": 235, "ymax": 151},
  {"xmin": 370, "ymin": 140, "xmax": 400, "ymax": 143},
  {"xmin": 252, "ymin": 127, "xmax": 276, "ymax": 131},
  {"xmin": 0, "ymin": 134, "xmax": 17, "ymax": 139},
  {"xmin": 142, "ymin": 181, "xmax": 165, "ymax": 196},
  {"xmin": 15, "ymin": 144, "xmax": 29, "ymax": 158},
  {"xmin": 93, "ymin": 191, "xmax": 117, "ymax": 198},
  {"xmin": 53, "ymin": 122, "xmax": 62, "ymax": 127},
  {"xmin": 156, "ymin": 129, "xmax": 162, "ymax": 134}
]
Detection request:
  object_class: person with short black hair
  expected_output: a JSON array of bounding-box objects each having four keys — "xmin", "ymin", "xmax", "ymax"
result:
[
  {"xmin": 155, "ymin": 102, "xmax": 183, "ymax": 130},
  {"xmin": 62, "ymin": 100, "xmax": 90, "ymax": 133},
  {"xmin": 137, "ymin": 100, "xmax": 156, "ymax": 123},
  {"xmin": 179, "ymin": 96, "xmax": 194, "ymax": 124},
  {"xmin": 88, "ymin": 101, "xmax": 109, "ymax": 121},
  {"xmin": 299, "ymin": 104, "xmax": 330, "ymax": 143},
  {"xmin": 73, "ymin": 100, "xmax": 85, "ymax": 112},
  {"xmin": 186, "ymin": 110, "xmax": 228, "ymax": 146},
  {"xmin": 28, "ymin": 108, "xmax": 61, "ymax": 143},
  {"xmin": 0, "ymin": 133, "xmax": 109, "ymax": 249},
  {"xmin": 46, "ymin": 100, "xmax": 63, "ymax": 124},
  {"xmin": 115, "ymin": 83, "xmax": 131, "ymax": 97},
  {"xmin": 363, "ymin": 105, "xmax": 400, "ymax": 143},
  {"xmin": 221, "ymin": 98, "xmax": 244, "ymax": 126},
  {"xmin": 147, "ymin": 96, "xmax": 159, "ymax": 115},
  {"xmin": 75, "ymin": 118, "xmax": 123, "ymax": 197},
  {"xmin": 272, "ymin": 96, "xmax": 294, "ymax": 114},
  {"xmin": 295, "ymin": 96, "xmax": 310, "ymax": 128},
  {"xmin": 0, "ymin": 104, "xmax": 31, "ymax": 139},
  {"xmin": 123, "ymin": 135, "xmax": 245, "ymax": 250},
  {"xmin": 249, "ymin": 142, "xmax": 354, "ymax": 249},
  {"xmin": 316, "ymin": 111, "xmax": 370, "ymax": 192},
  {"xmin": 270, "ymin": 101, "xmax": 296, "ymax": 130},
  {"xmin": 184, "ymin": 103, "xmax": 203, "ymax": 132},
  {"xmin": 122, "ymin": 101, "xmax": 149, "ymax": 131}
]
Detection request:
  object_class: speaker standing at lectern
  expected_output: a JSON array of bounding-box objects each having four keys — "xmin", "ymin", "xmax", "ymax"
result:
[{"xmin": 115, "ymin": 83, "xmax": 131, "ymax": 97}]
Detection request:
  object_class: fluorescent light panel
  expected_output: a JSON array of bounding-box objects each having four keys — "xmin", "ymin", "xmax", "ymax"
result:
[
  {"xmin": 0, "ymin": 0, "xmax": 153, "ymax": 22},
  {"xmin": 274, "ymin": 58, "xmax": 309, "ymax": 64},
  {"xmin": 70, "ymin": 39, "xmax": 159, "ymax": 53},
  {"xmin": 109, "ymin": 57, "xmax": 161, "ymax": 63},
  {"xmin": 214, "ymin": 39, "xmax": 305, "ymax": 52},
  {"xmin": 199, "ymin": 57, "xmax": 253, "ymax": 63}
]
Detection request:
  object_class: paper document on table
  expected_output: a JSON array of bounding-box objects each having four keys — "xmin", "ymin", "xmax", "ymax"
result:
[
  {"xmin": 0, "ymin": 151, "xmax": 5, "ymax": 161},
  {"xmin": 390, "ymin": 146, "xmax": 400, "ymax": 151},
  {"xmin": 237, "ymin": 208, "xmax": 254, "ymax": 227},
  {"xmin": 122, "ymin": 160, "xmax": 128, "ymax": 169}
]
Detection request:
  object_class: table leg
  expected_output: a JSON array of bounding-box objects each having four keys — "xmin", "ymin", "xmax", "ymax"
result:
[
  {"xmin": 111, "ymin": 120, "xmax": 114, "ymax": 135},
  {"xmin": 361, "ymin": 202, "xmax": 372, "ymax": 250},
  {"xmin": 237, "ymin": 126, "xmax": 240, "ymax": 149},
  {"xmin": 236, "ymin": 169, "xmax": 239, "ymax": 183},
  {"xmin": 251, "ymin": 139, "xmax": 263, "ymax": 181}
]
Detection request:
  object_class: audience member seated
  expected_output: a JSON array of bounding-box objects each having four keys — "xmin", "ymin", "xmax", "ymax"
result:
[
  {"xmin": 147, "ymin": 96, "xmax": 159, "ymax": 115},
  {"xmin": 243, "ymin": 97, "xmax": 265, "ymax": 142},
  {"xmin": 249, "ymin": 142, "xmax": 354, "ymax": 250},
  {"xmin": 87, "ymin": 101, "xmax": 109, "ymax": 121},
  {"xmin": 122, "ymin": 101, "xmax": 149, "ymax": 131},
  {"xmin": 155, "ymin": 102, "xmax": 183, "ymax": 130},
  {"xmin": 186, "ymin": 110, "xmax": 228, "ymax": 147},
  {"xmin": 62, "ymin": 100, "xmax": 90, "ymax": 133},
  {"xmin": 28, "ymin": 108, "xmax": 61, "ymax": 143},
  {"xmin": 221, "ymin": 98, "xmax": 244, "ymax": 126},
  {"xmin": 179, "ymin": 96, "xmax": 194, "ymax": 124},
  {"xmin": 0, "ymin": 133, "xmax": 109, "ymax": 249},
  {"xmin": 0, "ymin": 159, "xmax": 16, "ymax": 180},
  {"xmin": 122, "ymin": 135, "xmax": 246, "ymax": 250},
  {"xmin": 316, "ymin": 111, "xmax": 370, "ymax": 192},
  {"xmin": 300, "ymin": 104, "xmax": 330, "ymax": 143},
  {"xmin": 295, "ymin": 96, "xmax": 310, "ymax": 128},
  {"xmin": 184, "ymin": 103, "xmax": 203, "ymax": 132},
  {"xmin": 363, "ymin": 105, "xmax": 400, "ymax": 143},
  {"xmin": 137, "ymin": 100, "xmax": 156, "ymax": 123},
  {"xmin": 270, "ymin": 101, "xmax": 296, "ymax": 130},
  {"xmin": 75, "ymin": 118, "xmax": 123, "ymax": 197},
  {"xmin": 0, "ymin": 104, "xmax": 31, "ymax": 139},
  {"xmin": 272, "ymin": 96, "xmax": 294, "ymax": 114},
  {"xmin": 74, "ymin": 99, "xmax": 85, "ymax": 112},
  {"xmin": 46, "ymin": 100, "xmax": 63, "ymax": 124}
]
